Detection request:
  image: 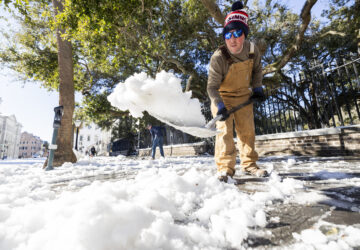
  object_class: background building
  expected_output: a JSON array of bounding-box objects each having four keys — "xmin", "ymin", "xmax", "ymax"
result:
[
  {"xmin": 75, "ymin": 123, "xmax": 111, "ymax": 156},
  {"xmin": 18, "ymin": 132, "xmax": 44, "ymax": 158},
  {"xmin": 0, "ymin": 114, "xmax": 22, "ymax": 159}
]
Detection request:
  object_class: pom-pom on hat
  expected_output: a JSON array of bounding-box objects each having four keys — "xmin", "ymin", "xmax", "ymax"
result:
[{"xmin": 223, "ymin": 1, "xmax": 249, "ymax": 38}]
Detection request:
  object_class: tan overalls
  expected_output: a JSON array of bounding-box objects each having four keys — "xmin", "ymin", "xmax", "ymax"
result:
[{"xmin": 210, "ymin": 42, "xmax": 258, "ymax": 177}]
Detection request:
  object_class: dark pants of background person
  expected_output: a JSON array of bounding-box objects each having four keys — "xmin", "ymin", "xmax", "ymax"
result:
[{"xmin": 152, "ymin": 136, "xmax": 164, "ymax": 159}]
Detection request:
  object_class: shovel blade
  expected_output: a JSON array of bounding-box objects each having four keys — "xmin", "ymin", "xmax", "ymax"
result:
[{"xmin": 154, "ymin": 114, "xmax": 218, "ymax": 138}]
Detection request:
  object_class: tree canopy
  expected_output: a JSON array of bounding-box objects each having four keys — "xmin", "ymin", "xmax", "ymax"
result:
[{"xmin": 0, "ymin": 0, "xmax": 359, "ymax": 136}]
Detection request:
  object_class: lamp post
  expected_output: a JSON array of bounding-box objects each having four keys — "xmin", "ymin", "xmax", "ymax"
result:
[{"xmin": 74, "ymin": 120, "xmax": 81, "ymax": 150}]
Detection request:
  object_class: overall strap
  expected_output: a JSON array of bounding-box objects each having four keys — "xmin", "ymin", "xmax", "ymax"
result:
[{"xmin": 249, "ymin": 42, "xmax": 255, "ymax": 59}]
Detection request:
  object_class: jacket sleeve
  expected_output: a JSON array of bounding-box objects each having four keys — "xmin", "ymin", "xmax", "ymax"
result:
[{"xmin": 207, "ymin": 50, "xmax": 225, "ymax": 105}]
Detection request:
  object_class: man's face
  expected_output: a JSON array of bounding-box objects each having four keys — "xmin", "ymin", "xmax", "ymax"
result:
[{"xmin": 225, "ymin": 29, "xmax": 245, "ymax": 54}]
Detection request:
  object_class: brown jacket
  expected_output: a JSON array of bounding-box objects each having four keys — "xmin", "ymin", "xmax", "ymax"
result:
[{"xmin": 207, "ymin": 40, "xmax": 263, "ymax": 105}]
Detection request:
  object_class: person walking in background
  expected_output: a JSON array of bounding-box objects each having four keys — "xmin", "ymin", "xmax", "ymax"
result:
[
  {"xmin": 147, "ymin": 124, "xmax": 166, "ymax": 159},
  {"xmin": 207, "ymin": 1, "xmax": 268, "ymax": 182},
  {"xmin": 90, "ymin": 146, "xmax": 96, "ymax": 157}
]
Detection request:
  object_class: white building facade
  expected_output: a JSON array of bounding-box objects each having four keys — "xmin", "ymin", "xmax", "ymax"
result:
[
  {"xmin": 75, "ymin": 123, "xmax": 112, "ymax": 156},
  {"xmin": 0, "ymin": 114, "xmax": 22, "ymax": 159}
]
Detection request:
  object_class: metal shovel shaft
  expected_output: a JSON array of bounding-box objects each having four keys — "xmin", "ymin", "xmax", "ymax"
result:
[{"xmin": 205, "ymin": 99, "xmax": 253, "ymax": 129}]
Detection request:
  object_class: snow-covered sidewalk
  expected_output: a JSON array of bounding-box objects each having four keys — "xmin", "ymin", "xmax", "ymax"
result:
[{"xmin": 1, "ymin": 155, "xmax": 359, "ymax": 249}]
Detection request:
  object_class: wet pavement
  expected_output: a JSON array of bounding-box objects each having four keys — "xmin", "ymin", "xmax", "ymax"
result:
[{"xmin": 236, "ymin": 156, "xmax": 360, "ymax": 248}]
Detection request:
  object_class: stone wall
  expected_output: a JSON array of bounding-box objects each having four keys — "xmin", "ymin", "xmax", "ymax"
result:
[
  {"xmin": 138, "ymin": 125, "xmax": 360, "ymax": 157},
  {"xmin": 138, "ymin": 141, "xmax": 208, "ymax": 158},
  {"xmin": 255, "ymin": 125, "xmax": 360, "ymax": 156}
]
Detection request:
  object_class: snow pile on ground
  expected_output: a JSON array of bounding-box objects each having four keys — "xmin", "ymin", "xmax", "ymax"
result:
[
  {"xmin": 1, "ymin": 156, "xmax": 359, "ymax": 250},
  {"xmin": 0, "ymin": 157, "xmax": 295, "ymax": 249},
  {"xmin": 107, "ymin": 71, "xmax": 206, "ymax": 128},
  {"xmin": 292, "ymin": 220, "xmax": 360, "ymax": 249}
]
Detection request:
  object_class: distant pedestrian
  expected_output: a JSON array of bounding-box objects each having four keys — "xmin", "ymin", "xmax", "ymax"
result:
[
  {"xmin": 90, "ymin": 146, "xmax": 96, "ymax": 157},
  {"xmin": 147, "ymin": 124, "xmax": 166, "ymax": 159}
]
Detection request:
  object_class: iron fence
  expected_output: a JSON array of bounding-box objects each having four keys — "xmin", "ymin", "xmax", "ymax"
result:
[{"xmin": 254, "ymin": 56, "xmax": 360, "ymax": 135}]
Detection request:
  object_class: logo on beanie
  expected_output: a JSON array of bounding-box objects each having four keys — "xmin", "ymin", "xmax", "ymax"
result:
[{"xmin": 224, "ymin": 11, "xmax": 248, "ymax": 27}]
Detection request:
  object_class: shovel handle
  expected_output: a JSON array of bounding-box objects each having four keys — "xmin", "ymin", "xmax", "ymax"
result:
[
  {"xmin": 205, "ymin": 99, "xmax": 253, "ymax": 129},
  {"xmin": 204, "ymin": 115, "xmax": 223, "ymax": 129},
  {"xmin": 226, "ymin": 99, "xmax": 253, "ymax": 115}
]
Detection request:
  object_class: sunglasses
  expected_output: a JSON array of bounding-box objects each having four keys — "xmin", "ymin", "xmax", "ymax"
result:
[{"xmin": 224, "ymin": 29, "xmax": 244, "ymax": 40}]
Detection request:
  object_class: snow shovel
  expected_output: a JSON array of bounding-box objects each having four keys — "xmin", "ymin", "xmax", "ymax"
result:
[
  {"xmin": 153, "ymin": 99, "xmax": 253, "ymax": 138},
  {"xmin": 205, "ymin": 99, "xmax": 253, "ymax": 130}
]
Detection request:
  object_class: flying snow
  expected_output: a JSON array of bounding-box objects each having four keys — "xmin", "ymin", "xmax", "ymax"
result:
[{"xmin": 107, "ymin": 71, "xmax": 218, "ymax": 137}]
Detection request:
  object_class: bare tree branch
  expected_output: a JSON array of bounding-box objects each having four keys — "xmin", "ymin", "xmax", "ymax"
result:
[
  {"xmin": 263, "ymin": 0, "xmax": 318, "ymax": 75},
  {"xmin": 200, "ymin": 0, "xmax": 225, "ymax": 25},
  {"xmin": 200, "ymin": 0, "xmax": 318, "ymax": 76},
  {"xmin": 320, "ymin": 30, "xmax": 346, "ymax": 38}
]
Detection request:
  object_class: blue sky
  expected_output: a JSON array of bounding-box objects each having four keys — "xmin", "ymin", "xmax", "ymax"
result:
[
  {"xmin": 0, "ymin": 74, "xmax": 59, "ymax": 142},
  {"xmin": 0, "ymin": 0, "xmax": 328, "ymax": 142}
]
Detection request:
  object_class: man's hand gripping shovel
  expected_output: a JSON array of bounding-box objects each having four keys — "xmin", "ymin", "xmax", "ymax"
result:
[{"xmin": 205, "ymin": 99, "xmax": 253, "ymax": 130}]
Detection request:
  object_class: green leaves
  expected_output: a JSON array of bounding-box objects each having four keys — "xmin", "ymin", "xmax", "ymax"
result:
[{"xmin": 1, "ymin": 0, "xmax": 358, "ymax": 133}]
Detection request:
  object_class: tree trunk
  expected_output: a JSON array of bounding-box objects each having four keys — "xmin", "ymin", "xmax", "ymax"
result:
[{"xmin": 44, "ymin": 0, "xmax": 77, "ymax": 167}]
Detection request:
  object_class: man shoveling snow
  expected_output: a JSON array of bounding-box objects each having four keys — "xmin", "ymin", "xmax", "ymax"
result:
[
  {"xmin": 107, "ymin": 1, "xmax": 268, "ymax": 182},
  {"xmin": 207, "ymin": 1, "xmax": 268, "ymax": 180}
]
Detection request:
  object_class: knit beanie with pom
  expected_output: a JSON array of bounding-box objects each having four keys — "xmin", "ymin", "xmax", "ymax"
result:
[{"xmin": 223, "ymin": 1, "xmax": 249, "ymax": 38}]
